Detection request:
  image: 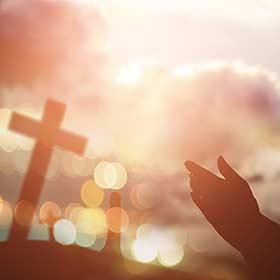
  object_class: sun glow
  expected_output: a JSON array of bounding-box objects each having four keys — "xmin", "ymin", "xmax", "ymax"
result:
[
  {"xmin": 116, "ymin": 62, "xmax": 144, "ymax": 85},
  {"xmin": 137, "ymin": 0, "xmax": 210, "ymax": 11},
  {"xmin": 131, "ymin": 224, "xmax": 185, "ymax": 266}
]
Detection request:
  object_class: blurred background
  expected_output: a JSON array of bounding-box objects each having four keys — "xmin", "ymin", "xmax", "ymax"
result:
[{"xmin": 1, "ymin": 0, "xmax": 280, "ymax": 279}]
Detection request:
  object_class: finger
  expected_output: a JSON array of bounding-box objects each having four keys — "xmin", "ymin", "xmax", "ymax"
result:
[
  {"xmin": 189, "ymin": 172, "xmax": 220, "ymax": 195},
  {"xmin": 217, "ymin": 156, "xmax": 244, "ymax": 182},
  {"xmin": 185, "ymin": 161, "xmax": 221, "ymax": 181},
  {"xmin": 185, "ymin": 161, "xmax": 224, "ymax": 192}
]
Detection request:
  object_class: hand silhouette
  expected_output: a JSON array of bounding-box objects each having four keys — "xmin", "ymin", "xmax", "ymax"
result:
[
  {"xmin": 185, "ymin": 156, "xmax": 260, "ymax": 252},
  {"xmin": 185, "ymin": 156, "xmax": 280, "ymax": 279}
]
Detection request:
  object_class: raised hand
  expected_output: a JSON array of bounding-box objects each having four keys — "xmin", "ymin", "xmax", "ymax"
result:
[
  {"xmin": 185, "ymin": 156, "xmax": 280, "ymax": 279},
  {"xmin": 186, "ymin": 157, "xmax": 261, "ymax": 249},
  {"xmin": 185, "ymin": 156, "xmax": 261, "ymax": 251}
]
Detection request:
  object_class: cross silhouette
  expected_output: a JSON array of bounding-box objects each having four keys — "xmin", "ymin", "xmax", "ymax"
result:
[
  {"xmin": 103, "ymin": 192, "xmax": 121, "ymax": 253},
  {"xmin": 8, "ymin": 99, "xmax": 87, "ymax": 242}
]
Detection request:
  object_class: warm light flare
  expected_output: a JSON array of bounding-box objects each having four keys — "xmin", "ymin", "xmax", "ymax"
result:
[
  {"xmin": 93, "ymin": 161, "xmax": 128, "ymax": 190},
  {"xmin": 40, "ymin": 201, "xmax": 62, "ymax": 227},
  {"xmin": 131, "ymin": 224, "xmax": 185, "ymax": 266},
  {"xmin": 0, "ymin": 200, "xmax": 13, "ymax": 226},
  {"xmin": 72, "ymin": 207, "xmax": 107, "ymax": 236},
  {"xmin": 132, "ymin": 239, "xmax": 158, "ymax": 263},
  {"xmin": 158, "ymin": 242, "xmax": 184, "ymax": 267},
  {"xmin": 75, "ymin": 231, "xmax": 96, "ymax": 248},
  {"xmin": 14, "ymin": 200, "xmax": 36, "ymax": 227},
  {"xmin": 54, "ymin": 219, "xmax": 77, "ymax": 246},
  {"xmin": 116, "ymin": 63, "xmax": 144, "ymax": 86},
  {"xmin": 80, "ymin": 180, "xmax": 104, "ymax": 208}
]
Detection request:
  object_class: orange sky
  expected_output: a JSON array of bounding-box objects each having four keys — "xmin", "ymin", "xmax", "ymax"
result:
[{"xmin": 77, "ymin": 0, "xmax": 280, "ymax": 73}]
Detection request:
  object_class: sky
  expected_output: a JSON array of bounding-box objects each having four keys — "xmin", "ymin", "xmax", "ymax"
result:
[
  {"xmin": 1, "ymin": 0, "xmax": 280, "ymax": 277},
  {"xmin": 89, "ymin": 0, "xmax": 280, "ymax": 71}
]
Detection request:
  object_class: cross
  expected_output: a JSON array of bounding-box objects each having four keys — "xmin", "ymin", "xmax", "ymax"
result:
[
  {"xmin": 103, "ymin": 192, "xmax": 121, "ymax": 254},
  {"xmin": 45, "ymin": 210, "xmax": 59, "ymax": 243},
  {"xmin": 8, "ymin": 99, "xmax": 87, "ymax": 242}
]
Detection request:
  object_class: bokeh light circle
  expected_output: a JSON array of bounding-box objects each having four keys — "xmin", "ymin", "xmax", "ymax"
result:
[
  {"xmin": 94, "ymin": 161, "xmax": 110, "ymax": 189},
  {"xmin": 54, "ymin": 219, "xmax": 77, "ymax": 246},
  {"xmin": 14, "ymin": 200, "xmax": 36, "ymax": 226},
  {"xmin": 74, "ymin": 207, "xmax": 107, "ymax": 236},
  {"xmin": 132, "ymin": 239, "xmax": 158, "ymax": 263},
  {"xmin": 133, "ymin": 224, "xmax": 184, "ymax": 266},
  {"xmin": 158, "ymin": 243, "xmax": 184, "ymax": 267},
  {"xmin": 81, "ymin": 180, "xmax": 104, "ymax": 208},
  {"xmin": 112, "ymin": 162, "xmax": 128, "ymax": 190},
  {"xmin": 0, "ymin": 132, "xmax": 18, "ymax": 153},
  {"xmin": 0, "ymin": 200, "xmax": 13, "ymax": 226},
  {"xmin": 94, "ymin": 161, "xmax": 128, "ymax": 190},
  {"xmin": 40, "ymin": 201, "xmax": 62, "ymax": 227},
  {"xmin": 69, "ymin": 206, "xmax": 84, "ymax": 225},
  {"xmin": 136, "ymin": 224, "xmax": 154, "ymax": 241},
  {"xmin": 75, "ymin": 232, "xmax": 97, "ymax": 248},
  {"xmin": 64, "ymin": 203, "xmax": 82, "ymax": 220}
]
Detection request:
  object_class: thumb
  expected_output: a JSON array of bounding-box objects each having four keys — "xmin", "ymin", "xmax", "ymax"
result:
[{"xmin": 217, "ymin": 156, "xmax": 243, "ymax": 181}]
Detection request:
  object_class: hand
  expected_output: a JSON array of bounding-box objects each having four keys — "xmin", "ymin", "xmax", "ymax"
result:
[{"xmin": 185, "ymin": 156, "xmax": 261, "ymax": 251}]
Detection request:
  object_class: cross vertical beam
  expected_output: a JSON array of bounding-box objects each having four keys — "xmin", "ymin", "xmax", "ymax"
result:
[{"xmin": 103, "ymin": 192, "xmax": 121, "ymax": 254}]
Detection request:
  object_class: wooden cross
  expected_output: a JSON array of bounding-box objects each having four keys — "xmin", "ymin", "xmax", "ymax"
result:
[
  {"xmin": 8, "ymin": 99, "xmax": 87, "ymax": 242},
  {"xmin": 103, "ymin": 192, "xmax": 121, "ymax": 254}
]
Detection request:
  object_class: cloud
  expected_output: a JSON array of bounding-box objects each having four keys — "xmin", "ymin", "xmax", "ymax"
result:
[
  {"xmin": 1, "ymin": 2, "xmax": 280, "ymax": 255},
  {"xmin": 97, "ymin": 61, "xmax": 280, "ymax": 174},
  {"xmin": 91, "ymin": 61, "xmax": 280, "ymax": 234},
  {"xmin": 4, "ymin": 58, "xmax": 280, "ymax": 192},
  {"xmin": 0, "ymin": 0, "xmax": 108, "ymax": 86}
]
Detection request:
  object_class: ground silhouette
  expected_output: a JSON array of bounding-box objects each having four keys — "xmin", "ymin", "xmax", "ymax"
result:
[
  {"xmin": 186, "ymin": 156, "xmax": 280, "ymax": 280},
  {"xmin": 0, "ymin": 237, "xmax": 214, "ymax": 280}
]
